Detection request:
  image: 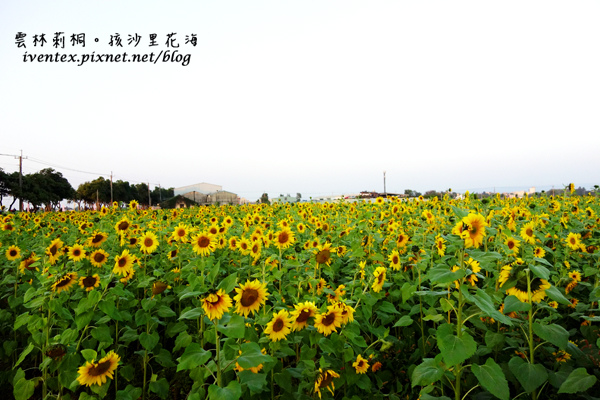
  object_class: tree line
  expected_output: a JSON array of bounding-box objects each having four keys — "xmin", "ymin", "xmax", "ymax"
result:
[{"xmin": 0, "ymin": 168, "xmax": 174, "ymax": 212}]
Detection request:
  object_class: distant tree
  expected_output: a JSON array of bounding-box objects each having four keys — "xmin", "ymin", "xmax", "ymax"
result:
[
  {"xmin": 134, "ymin": 183, "xmax": 150, "ymax": 206},
  {"xmin": 0, "ymin": 168, "xmax": 11, "ymax": 208},
  {"xmin": 29, "ymin": 168, "xmax": 74, "ymax": 210},
  {"xmin": 77, "ymin": 177, "xmax": 111, "ymax": 208},
  {"xmin": 296, "ymin": 193, "xmax": 302, "ymax": 202},
  {"xmin": 113, "ymin": 180, "xmax": 136, "ymax": 204},
  {"xmin": 404, "ymin": 189, "xmax": 422, "ymax": 197},
  {"xmin": 260, "ymin": 193, "xmax": 270, "ymax": 204},
  {"xmin": 424, "ymin": 190, "xmax": 441, "ymax": 198},
  {"xmin": 151, "ymin": 187, "xmax": 174, "ymax": 204}
]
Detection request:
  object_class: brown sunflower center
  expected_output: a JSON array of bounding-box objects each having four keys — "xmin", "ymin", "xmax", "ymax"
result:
[
  {"xmin": 272, "ymin": 318, "xmax": 284, "ymax": 332},
  {"xmin": 322, "ymin": 312, "xmax": 336, "ymax": 326},
  {"xmin": 87, "ymin": 359, "xmax": 112, "ymax": 376},
  {"xmin": 278, "ymin": 232, "xmax": 289, "ymax": 244},
  {"xmin": 94, "ymin": 253, "xmax": 106, "ymax": 263},
  {"xmin": 144, "ymin": 238, "xmax": 154, "ymax": 247},
  {"xmin": 377, "ymin": 273, "xmax": 384, "ymax": 284},
  {"xmin": 507, "ymin": 241, "xmax": 515, "ymax": 250},
  {"xmin": 49, "ymin": 245, "xmax": 58, "ymax": 256},
  {"xmin": 176, "ymin": 229, "xmax": 185, "ymax": 237},
  {"xmin": 296, "ymin": 309, "xmax": 311, "ymax": 323},
  {"xmin": 23, "ymin": 259, "xmax": 36, "ymax": 270},
  {"xmin": 526, "ymin": 228, "xmax": 533, "ymax": 236},
  {"xmin": 392, "ymin": 255, "xmax": 399, "ymax": 264},
  {"xmin": 198, "ymin": 236, "xmax": 210, "ymax": 248},
  {"xmin": 82, "ymin": 276, "xmax": 97, "ymax": 287},
  {"xmin": 319, "ymin": 374, "xmax": 333, "ymax": 388},
  {"xmin": 316, "ymin": 250, "xmax": 331, "ymax": 264},
  {"xmin": 118, "ymin": 257, "xmax": 127, "ymax": 268},
  {"xmin": 240, "ymin": 289, "xmax": 259, "ymax": 307},
  {"xmin": 118, "ymin": 221, "xmax": 129, "ymax": 231},
  {"xmin": 56, "ymin": 276, "xmax": 72, "ymax": 288},
  {"xmin": 73, "ymin": 249, "xmax": 81, "ymax": 257},
  {"xmin": 91, "ymin": 234, "xmax": 104, "ymax": 244},
  {"xmin": 9, "ymin": 249, "xmax": 17, "ymax": 257}
]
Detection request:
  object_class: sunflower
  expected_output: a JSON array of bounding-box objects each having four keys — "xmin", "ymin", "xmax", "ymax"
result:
[
  {"xmin": 465, "ymin": 257, "xmax": 481, "ymax": 286},
  {"xmin": 76, "ymin": 351, "xmax": 120, "ymax": 387},
  {"xmin": 191, "ymin": 232, "xmax": 217, "ymax": 256},
  {"xmin": 568, "ymin": 270, "xmax": 582, "ymax": 282},
  {"xmin": 249, "ymin": 241, "xmax": 262, "ymax": 260},
  {"xmin": 120, "ymin": 268, "xmax": 135, "ymax": 284},
  {"xmin": 335, "ymin": 301, "xmax": 355, "ymax": 324},
  {"xmin": 533, "ymin": 247, "xmax": 546, "ymax": 258},
  {"xmin": 79, "ymin": 275, "xmax": 101, "ymax": 291},
  {"xmin": 152, "ymin": 281, "xmax": 170, "ymax": 297},
  {"xmin": 435, "ymin": 235, "xmax": 446, "ymax": 257},
  {"xmin": 505, "ymin": 237, "xmax": 520, "ymax": 255},
  {"xmin": 315, "ymin": 243, "xmax": 334, "ymax": 267},
  {"xmin": 139, "ymin": 231, "xmax": 159, "ymax": 254},
  {"xmin": 388, "ymin": 249, "xmax": 401, "ymax": 270},
  {"xmin": 460, "ymin": 213, "xmax": 487, "ymax": 248},
  {"xmin": 274, "ymin": 227, "xmax": 295, "ymax": 250},
  {"xmin": 565, "ymin": 232, "xmax": 582, "ymax": 251},
  {"xmin": 237, "ymin": 238, "xmax": 251, "ymax": 255},
  {"xmin": 114, "ymin": 217, "xmax": 131, "ymax": 234},
  {"xmin": 314, "ymin": 305, "xmax": 343, "ymax": 336},
  {"xmin": 129, "ymin": 200, "xmax": 139, "ymax": 210},
  {"xmin": 113, "ymin": 250, "xmax": 135, "ymax": 276},
  {"xmin": 233, "ymin": 280, "xmax": 269, "ymax": 317},
  {"xmin": 68, "ymin": 244, "xmax": 86, "ymax": 262},
  {"xmin": 520, "ymin": 222, "xmax": 536, "ymax": 245},
  {"xmin": 506, "ymin": 279, "xmax": 551, "ymax": 303},
  {"xmin": 201, "ymin": 289, "xmax": 232, "ymax": 321},
  {"xmin": 46, "ymin": 238, "xmax": 64, "ymax": 265},
  {"xmin": 314, "ymin": 369, "xmax": 340, "ymax": 399},
  {"xmin": 353, "ymin": 354, "xmax": 370, "ymax": 374},
  {"xmin": 89, "ymin": 249, "xmax": 109, "ymax": 268},
  {"xmin": 171, "ymin": 223, "xmax": 189, "ymax": 242},
  {"xmin": 19, "ymin": 252, "xmax": 40, "ymax": 273},
  {"xmin": 264, "ymin": 309, "xmax": 293, "ymax": 341},
  {"xmin": 290, "ymin": 301, "xmax": 318, "ymax": 331},
  {"xmin": 372, "ymin": 266, "xmax": 386, "ymax": 293},
  {"xmin": 6, "ymin": 245, "xmax": 21, "ymax": 261},
  {"xmin": 396, "ymin": 232, "xmax": 409, "ymax": 248},
  {"xmin": 87, "ymin": 231, "xmax": 108, "ymax": 248},
  {"xmin": 52, "ymin": 272, "xmax": 78, "ymax": 293}
]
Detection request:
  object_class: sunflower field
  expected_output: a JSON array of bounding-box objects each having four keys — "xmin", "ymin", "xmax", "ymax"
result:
[{"xmin": 1, "ymin": 191, "xmax": 600, "ymax": 400}]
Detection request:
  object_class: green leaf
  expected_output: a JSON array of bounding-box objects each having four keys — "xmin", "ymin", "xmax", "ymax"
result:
[
  {"xmin": 401, "ymin": 283, "xmax": 417, "ymax": 303},
  {"xmin": 545, "ymin": 286, "xmax": 570, "ymax": 305},
  {"xmin": 149, "ymin": 378, "xmax": 170, "ymax": 399},
  {"xmin": 14, "ymin": 312, "xmax": 31, "ymax": 330},
  {"xmin": 81, "ymin": 349, "xmax": 97, "ymax": 362},
  {"xmin": 529, "ymin": 264, "xmax": 550, "ymax": 281},
  {"xmin": 178, "ymin": 307, "xmax": 204, "ymax": 320},
  {"xmin": 378, "ymin": 301, "xmax": 399, "ymax": 314},
  {"xmin": 237, "ymin": 342, "xmax": 272, "ymax": 369},
  {"xmin": 218, "ymin": 314, "xmax": 245, "ymax": 338},
  {"xmin": 484, "ymin": 331, "xmax": 504, "ymax": 351},
  {"xmin": 411, "ymin": 357, "xmax": 445, "ymax": 387},
  {"xmin": 91, "ymin": 325, "xmax": 113, "ymax": 344},
  {"xmin": 157, "ymin": 305, "xmax": 177, "ymax": 318},
  {"xmin": 533, "ymin": 322, "xmax": 569, "ymax": 350},
  {"xmin": 207, "ymin": 260, "xmax": 221, "ymax": 284},
  {"xmin": 508, "ymin": 357, "xmax": 548, "ymax": 393},
  {"xmin": 139, "ymin": 331, "xmax": 159, "ymax": 351},
  {"xmin": 426, "ymin": 266, "xmax": 465, "ymax": 285},
  {"xmin": 451, "ymin": 206, "xmax": 468, "ymax": 219},
  {"xmin": 274, "ymin": 371, "xmax": 292, "ymax": 393},
  {"xmin": 176, "ymin": 342, "xmax": 211, "ymax": 371},
  {"xmin": 14, "ymin": 377, "xmax": 35, "ymax": 400},
  {"xmin": 393, "ymin": 315, "xmax": 413, "ymax": 327},
  {"xmin": 558, "ymin": 368, "xmax": 597, "ymax": 394},
  {"xmin": 208, "ymin": 380, "xmax": 242, "ymax": 400},
  {"xmin": 473, "ymin": 289, "xmax": 513, "ymax": 326},
  {"xmin": 471, "ymin": 358, "xmax": 510, "ymax": 400},
  {"xmin": 503, "ymin": 295, "xmax": 531, "ymax": 313},
  {"xmin": 436, "ymin": 323, "xmax": 477, "ymax": 366},
  {"xmin": 238, "ymin": 371, "xmax": 268, "ymax": 394},
  {"xmin": 174, "ymin": 331, "xmax": 192, "ymax": 352},
  {"xmin": 217, "ymin": 272, "xmax": 238, "ymax": 294},
  {"xmin": 14, "ymin": 342, "xmax": 34, "ymax": 368}
]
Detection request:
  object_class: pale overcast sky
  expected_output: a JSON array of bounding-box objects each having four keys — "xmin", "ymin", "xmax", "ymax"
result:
[{"xmin": 1, "ymin": 1, "xmax": 599, "ymax": 201}]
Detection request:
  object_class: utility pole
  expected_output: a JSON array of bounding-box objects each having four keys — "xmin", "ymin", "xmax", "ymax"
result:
[
  {"xmin": 383, "ymin": 171, "xmax": 386, "ymax": 197},
  {"xmin": 148, "ymin": 182, "xmax": 151, "ymax": 208},
  {"xmin": 110, "ymin": 171, "xmax": 113, "ymax": 204},
  {"xmin": 19, "ymin": 151, "xmax": 24, "ymax": 211}
]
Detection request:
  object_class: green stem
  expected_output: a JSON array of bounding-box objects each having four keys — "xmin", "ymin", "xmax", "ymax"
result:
[
  {"xmin": 216, "ymin": 321, "xmax": 222, "ymax": 387},
  {"xmin": 527, "ymin": 269, "xmax": 537, "ymax": 400}
]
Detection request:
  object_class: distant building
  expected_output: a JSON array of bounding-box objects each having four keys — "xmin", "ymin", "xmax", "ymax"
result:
[
  {"xmin": 207, "ymin": 190, "xmax": 239, "ymax": 205},
  {"xmin": 174, "ymin": 183, "xmax": 222, "ymax": 196},
  {"xmin": 272, "ymin": 194, "xmax": 301, "ymax": 204}
]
